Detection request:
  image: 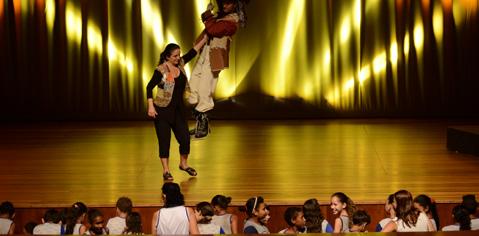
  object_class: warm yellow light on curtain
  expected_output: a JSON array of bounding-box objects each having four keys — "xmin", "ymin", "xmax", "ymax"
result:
[
  {"xmin": 340, "ymin": 16, "xmax": 351, "ymax": 44},
  {"xmin": 194, "ymin": 0, "xmax": 210, "ymax": 34},
  {"xmin": 359, "ymin": 66, "xmax": 371, "ymax": 84},
  {"xmin": 432, "ymin": 3, "xmax": 443, "ymax": 43},
  {"xmin": 141, "ymin": 0, "xmax": 165, "ymax": 49},
  {"xmin": 373, "ymin": 52, "xmax": 387, "ymax": 74},
  {"xmin": 270, "ymin": 0, "xmax": 305, "ymax": 98},
  {"xmin": 413, "ymin": 22, "xmax": 424, "ymax": 52},
  {"xmin": 459, "ymin": 0, "xmax": 478, "ymax": 12},
  {"xmin": 45, "ymin": 0, "xmax": 55, "ymax": 32},
  {"xmin": 390, "ymin": 41, "xmax": 398, "ymax": 65},
  {"xmin": 403, "ymin": 33, "xmax": 410, "ymax": 57},
  {"xmin": 65, "ymin": 2, "xmax": 82, "ymax": 44},
  {"xmin": 87, "ymin": 23, "xmax": 103, "ymax": 54}
]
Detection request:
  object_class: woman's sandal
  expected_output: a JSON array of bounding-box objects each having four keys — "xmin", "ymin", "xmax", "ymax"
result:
[
  {"xmin": 179, "ymin": 166, "xmax": 197, "ymax": 176},
  {"xmin": 163, "ymin": 172, "xmax": 174, "ymax": 181}
]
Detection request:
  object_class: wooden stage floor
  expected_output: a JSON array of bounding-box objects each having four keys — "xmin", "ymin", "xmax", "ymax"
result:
[{"xmin": 1, "ymin": 119, "xmax": 479, "ymax": 208}]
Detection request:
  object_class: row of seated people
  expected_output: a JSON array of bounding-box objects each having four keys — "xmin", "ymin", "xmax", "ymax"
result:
[{"xmin": 1, "ymin": 183, "xmax": 478, "ymax": 234}]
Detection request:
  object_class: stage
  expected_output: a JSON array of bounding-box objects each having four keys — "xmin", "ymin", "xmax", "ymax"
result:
[{"xmin": 1, "ymin": 119, "xmax": 478, "ymax": 208}]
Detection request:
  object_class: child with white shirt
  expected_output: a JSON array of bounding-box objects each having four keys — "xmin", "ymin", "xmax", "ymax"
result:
[{"xmin": 107, "ymin": 197, "xmax": 133, "ymax": 235}]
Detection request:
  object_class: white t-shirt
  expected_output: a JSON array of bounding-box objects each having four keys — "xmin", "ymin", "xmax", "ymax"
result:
[
  {"xmin": 33, "ymin": 222, "xmax": 62, "ymax": 235},
  {"xmin": 471, "ymin": 218, "xmax": 479, "ymax": 230},
  {"xmin": 442, "ymin": 224, "xmax": 460, "ymax": 231},
  {"xmin": 155, "ymin": 206, "xmax": 190, "ymax": 235},
  {"xmin": 212, "ymin": 214, "xmax": 232, "ymax": 234},
  {"xmin": 396, "ymin": 212, "xmax": 430, "ymax": 232},
  {"xmin": 198, "ymin": 223, "xmax": 222, "ymax": 234},
  {"xmin": 0, "ymin": 218, "xmax": 13, "ymax": 234},
  {"xmin": 106, "ymin": 216, "xmax": 126, "ymax": 235}
]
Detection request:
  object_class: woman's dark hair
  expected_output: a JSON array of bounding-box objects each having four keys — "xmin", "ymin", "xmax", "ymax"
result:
[
  {"xmin": 414, "ymin": 194, "xmax": 440, "ymax": 229},
  {"xmin": 352, "ymin": 210, "xmax": 371, "ymax": 225},
  {"xmin": 284, "ymin": 207, "xmax": 302, "ymax": 227},
  {"xmin": 64, "ymin": 206, "xmax": 85, "ymax": 234},
  {"xmin": 303, "ymin": 198, "xmax": 325, "ymax": 233},
  {"xmin": 23, "ymin": 221, "xmax": 38, "ymax": 234},
  {"xmin": 43, "ymin": 209, "xmax": 61, "ymax": 223},
  {"xmin": 451, "ymin": 205, "xmax": 471, "ymax": 231},
  {"xmin": 162, "ymin": 182, "xmax": 185, "ymax": 208},
  {"xmin": 126, "ymin": 212, "xmax": 143, "ymax": 234},
  {"xmin": 211, "ymin": 195, "xmax": 232, "ymax": 210},
  {"xmin": 394, "ymin": 190, "xmax": 419, "ymax": 228},
  {"xmin": 72, "ymin": 202, "xmax": 88, "ymax": 215},
  {"xmin": 87, "ymin": 208, "xmax": 103, "ymax": 224},
  {"xmin": 387, "ymin": 194, "xmax": 394, "ymax": 204},
  {"xmin": 462, "ymin": 194, "xmax": 478, "ymax": 215},
  {"xmin": 241, "ymin": 196, "xmax": 264, "ymax": 218},
  {"xmin": 196, "ymin": 202, "xmax": 215, "ymax": 224},
  {"xmin": 0, "ymin": 201, "xmax": 15, "ymax": 218},
  {"xmin": 158, "ymin": 43, "xmax": 180, "ymax": 65}
]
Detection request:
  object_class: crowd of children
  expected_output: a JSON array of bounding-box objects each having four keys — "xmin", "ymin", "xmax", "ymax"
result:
[{"xmin": 1, "ymin": 186, "xmax": 479, "ymax": 234}]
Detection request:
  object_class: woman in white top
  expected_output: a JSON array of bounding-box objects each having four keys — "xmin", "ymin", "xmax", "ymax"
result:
[
  {"xmin": 151, "ymin": 182, "xmax": 199, "ymax": 235},
  {"xmin": 382, "ymin": 190, "xmax": 435, "ymax": 232},
  {"xmin": 442, "ymin": 205, "xmax": 471, "ymax": 231}
]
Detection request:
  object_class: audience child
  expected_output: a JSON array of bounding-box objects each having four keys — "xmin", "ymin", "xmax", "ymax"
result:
[
  {"xmin": 86, "ymin": 209, "xmax": 108, "ymax": 235},
  {"xmin": 303, "ymin": 198, "xmax": 332, "ymax": 233},
  {"xmin": 350, "ymin": 210, "xmax": 371, "ymax": 232},
  {"xmin": 376, "ymin": 194, "xmax": 397, "ymax": 231},
  {"xmin": 414, "ymin": 194, "xmax": 440, "ymax": 230},
  {"xmin": 151, "ymin": 182, "xmax": 199, "ymax": 234},
  {"xmin": 123, "ymin": 212, "xmax": 143, "ymax": 235},
  {"xmin": 33, "ymin": 209, "xmax": 62, "ymax": 235},
  {"xmin": 211, "ymin": 195, "xmax": 238, "ymax": 234},
  {"xmin": 72, "ymin": 202, "xmax": 88, "ymax": 235},
  {"xmin": 442, "ymin": 205, "xmax": 471, "ymax": 231},
  {"xmin": 330, "ymin": 192, "xmax": 356, "ymax": 233},
  {"xmin": 278, "ymin": 207, "xmax": 305, "ymax": 234},
  {"xmin": 0, "ymin": 201, "xmax": 15, "ymax": 235},
  {"xmin": 23, "ymin": 221, "xmax": 38, "ymax": 235},
  {"xmin": 382, "ymin": 190, "xmax": 435, "ymax": 232},
  {"xmin": 64, "ymin": 206, "xmax": 85, "ymax": 234},
  {"xmin": 462, "ymin": 194, "xmax": 479, "ymax": 230},
  {"xmin": 107, "ymin": 197, "xmax": 133, "ymax": 235},
  {"xmin": 194, "ymin": 202, "xmax": 224, "ymax": 234},
  {"xmin": 242, "ymin": 196, "xmax": 270, "ymax": 234}
]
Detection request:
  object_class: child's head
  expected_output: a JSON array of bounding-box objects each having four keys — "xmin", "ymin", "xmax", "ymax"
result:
[
  {"xmin": 23, "ymin": 221, "xmax": 38, "ymax": 235},
  {"xmin": 195, "ymin": 201, "xmax": 215, "ymax": 224},
  {"xmin": 43, "ymin": 209, "xmax": 61, "ymax": 224},
  {"xmin": 283, "ymin": 207, "xmax": 305, "ymax": 228},
  {"xmin": 260, "ymin": 204, "xmax": 271, "ymax": 224},
  {"xmin": 245, "ymin": 196, "xmax": 267, "ymax": 220},
  {"xmin": 211, "ymin": 195, "xmax": 232, "ymax": 213},
  {"xmin": 88, "ymin": 209, "xmax": 105, "ymax": 235},
  {"xmin": 0, "ymin": 201, "xmax": 15, "ymax": 219},
  {"xmin": 350, "ymin": 210, "xmax": 371, "ymax": 232},
  {"xmin": 414, "ymin": 194, "xmax": 439, "ymax": 228},
  {"xmin": 330, "ymin": 192, "xmax": 355, "ymax": 216},
  {"xmin": 413, "ymin": 194, "xmax": 432, "ymax": 213},
  {"xmin": 452, "ymin": 205, "xmax": 471, "ymax": 231},
  {"xmin": 462, "ymin": 194, "xmax": 478, "ymax": 216},
  {"xmin": 385, "ymin": 194, "xmax": 394, "ymax": 211},
  {"xmin": 162, "ymin": 182, "xmax": 184, "ymax": 207},
  {"xmin": 126, "ymin": 212, "xmax": 143, "ymax": 234},
  {"xmin": 116, "ymin": 196, "xmax": 133, "ymax": 214}
]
